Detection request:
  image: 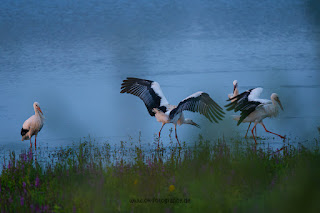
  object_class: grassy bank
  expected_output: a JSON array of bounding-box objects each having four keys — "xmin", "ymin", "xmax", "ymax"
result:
[{"xmin": 0, "ymin": 136, "xmax": 319, "ymax": 212}]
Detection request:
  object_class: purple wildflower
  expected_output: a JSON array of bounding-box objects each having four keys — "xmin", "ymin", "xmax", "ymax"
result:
[
  {"xmin": 43, "ymin": 205, "xmax": 49, "ymax": 212},
  {"xmin": 23, "ymin": 182, "xmax": 26, "ymax": 188},
  {"xmin": 35, "ymin": 176, "xmax": 40, "ymax": 187},
  {"xmin": 20, "ymin": 196, "xmax": 24, "ymax": 206},
  {"xmin": 28, "ymin": 150, "xmax": 33, "ymax": 162},
  {"xmin": 24, "ymin": 153, "xmax": 27, "ymax": 161},
  {"xmin": 271, "ymin": 179, "xmax": 275, "ymax": 187}
]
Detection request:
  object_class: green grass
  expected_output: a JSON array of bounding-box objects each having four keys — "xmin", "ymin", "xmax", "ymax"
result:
[{"xmin": 0, "ymin": 135, "xmax": 319, "ymax": 212}]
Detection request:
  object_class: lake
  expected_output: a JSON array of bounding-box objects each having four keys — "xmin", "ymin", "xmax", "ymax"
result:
[{"xmin": 0, "ymin": 0, "xmax": 319, "ymax": 153}]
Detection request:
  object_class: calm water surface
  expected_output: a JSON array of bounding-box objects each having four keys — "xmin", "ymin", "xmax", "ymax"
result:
[{"xmin": 0, "ymin": 0, "xmax": 320, "ymax": 154}]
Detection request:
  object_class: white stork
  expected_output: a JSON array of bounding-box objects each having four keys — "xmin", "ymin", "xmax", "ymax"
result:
[
  {"xmin": 228, "ymin": 80, "xmax": 239, "ymax": 100},
  {"xmin": 225, "ymin": 88, "xmax": 285, "ymax": 144},
  {"xmin": 228, "ymin": 80, "xmax": 253, "ymax": 138},
  {"xmin": 120, "ymin": 77, "xmax": 225, "ymax": 147},
  {"xmin": 21, "ymin": 102, "xmax": 44, "ymax": 148}
]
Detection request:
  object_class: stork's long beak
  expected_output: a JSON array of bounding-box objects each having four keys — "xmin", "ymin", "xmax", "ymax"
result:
[
  {"xmin": 277, "ymin": 100, "xmax": 284, "ymax": 111},
  {"xmin": 191, "ymin": 121, "xmax": 201, "ymax": 128},
  {"xmin": 37, "ymin": 107, "xmax": 43, "ymax": 115}
]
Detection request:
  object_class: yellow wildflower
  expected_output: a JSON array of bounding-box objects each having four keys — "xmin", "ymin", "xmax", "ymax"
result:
[
  {"xmin": 169, "ymin": 185, "xmax": 175, "ymax": 192},
  {"xmin": 134, "ymin": 179, "xmax": 138, "ymax": 185}
]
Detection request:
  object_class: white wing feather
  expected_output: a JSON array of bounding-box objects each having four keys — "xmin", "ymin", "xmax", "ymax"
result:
[
  {"xmin": 248, "ymin": 87, "xmax": 263, "ymax": 101},
  {"xmin": 151, "ymin": 82, "xmax": 169, "ymax": 106}
]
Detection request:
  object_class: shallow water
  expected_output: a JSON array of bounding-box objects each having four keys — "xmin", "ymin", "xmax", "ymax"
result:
[{"xmin": 0, "ymin": 0, "xmax": 319, "ymax": 153}]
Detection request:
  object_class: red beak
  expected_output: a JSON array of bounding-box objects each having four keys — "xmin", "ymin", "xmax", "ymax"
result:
[{"xmin": 37, "ymin": 107, "xmax": 43, "ymax": 115}]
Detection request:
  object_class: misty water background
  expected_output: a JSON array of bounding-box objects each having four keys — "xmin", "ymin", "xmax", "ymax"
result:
[{"xmin": 0, "ymin": 0, "xmax": 320, "ymax": 155}]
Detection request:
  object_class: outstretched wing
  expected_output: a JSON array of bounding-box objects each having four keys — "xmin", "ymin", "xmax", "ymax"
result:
[
  {"xmin": 120, "ymin": 77, "xmax": 169, "ymax": 116},
  {"xmin": 225, "ymin": 87, "xmax": 264, "ymax": 125},
  {"xmin": 169, "ymin": 92, "xmax": 225, "ymax": 123}
]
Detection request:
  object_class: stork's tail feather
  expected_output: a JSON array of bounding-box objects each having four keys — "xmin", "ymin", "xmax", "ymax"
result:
[
  {"xmin": 21, "ymin": 128, "xmax": 29, "ymax": 136},
  {"xmin": 21, "ymin": 128, "xmax": 30, "ymax": 141}
]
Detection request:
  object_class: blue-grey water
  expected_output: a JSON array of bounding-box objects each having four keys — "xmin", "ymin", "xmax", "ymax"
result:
[{"xmin": 0, "ymin": 0, "xmax": 320, "ymax": 153}]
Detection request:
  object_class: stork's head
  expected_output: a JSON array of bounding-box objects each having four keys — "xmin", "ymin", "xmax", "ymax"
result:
[
  {"xmin": 271, "ymin": 93, "xmax": 283, "ymax": 111},
  {"xmin": 184, "ymin": 119, "xmax": 200, "ymax": 128},
  {"xmin": 33, "ymin": 102, "xmax": 43, "ymax": 115},
  {"xmin": 233, "ymin": 80, "xmax": 238, "ymax": 92}
]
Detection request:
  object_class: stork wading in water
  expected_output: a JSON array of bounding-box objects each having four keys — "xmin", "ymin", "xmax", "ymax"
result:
[
  {"xmin": 120, "ymin": 77, "xmax": 225, "ymax": 147},
  {"xmin": 225, "ymin": 88, "xmax": 285, "ymax": 144},
  {"xmin": 228, "ymin": 80, "xmax": 254, "ymax": 138},
  {"xmin": 21, "ymin": 102, "xmax": 44, "ymax": 149}
]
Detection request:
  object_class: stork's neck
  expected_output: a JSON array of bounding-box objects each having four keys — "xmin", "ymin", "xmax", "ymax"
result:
[
  {"xmin": 270, "ymin": 99, "xmax": 280, "ymax": 117},
  {"xmin": 271, "ymin": 98, "xmax": 278, "ymax": 107},
  {"xmin": 35, "ymin": 109, "xmax": 44, "ymax": 119},
  {"xmin": 233, "ymin": 87, "xmax": 239, "ymax": 96}
]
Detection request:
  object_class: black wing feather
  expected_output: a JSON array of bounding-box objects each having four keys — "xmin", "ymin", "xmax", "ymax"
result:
[
  {"xmin": 120, "ymin": 77, "xmax": 165, "ymax": 116},
  {"xmin": 225, "ymin": 88, "xmax": 262, "ymax": 125},
  {"xmin": 236, "ymin": 101, "xmax": 261, "ymax": 125},
  {"xmin": 225, "ymin": 89, "xmax": 254, "ymax": 112},
  {"xmin": 169, "ymin": 92, "xmax": 225, "ymax": 123}
]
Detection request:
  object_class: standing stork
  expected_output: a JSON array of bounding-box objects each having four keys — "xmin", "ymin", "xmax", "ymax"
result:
[
  {"xmin": 227, "ymin": 80, "xmax": 253, "ymax": 138},
  {"xmin": 225, "ymin": 88, "xmax": 285, "ymax": 144},
  {"xmin": 21, "ymin": 102, "xmax": 44, "ymax": 149},
  {"xmin": 120, "ymin": 77, "xmax": 225, "ymax": 147}
]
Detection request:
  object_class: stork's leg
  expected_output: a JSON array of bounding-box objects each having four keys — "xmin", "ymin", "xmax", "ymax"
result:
[
  {"xmin": 245, "ymin": 122, "xmax": 252, "ymax": 138},
  {"xmin": 260, "ymin": 123, "xmax": 286, "ymax": 139},
  {"xmin": 158, "ymin": 123, "xmax": 165, "ymax": 148},
  {"xmin": 255, "ymin": 125, "xmax": 257, "ymax": 136},
  {"xmin": 35, "ymin": 135, "xmax": 37, "ymax": 150},
  {"xmin": 251, "ymin": 123, "xmax": 258, "ymax": 144},
  {"xmin": 174, "ymin": 125, "xmax": 181, "ymax": 147},
  {"xmin": 30, "ymin": 138, "xmax": 32, "ymax": 147}
]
